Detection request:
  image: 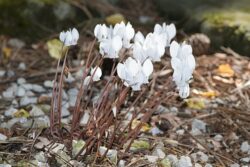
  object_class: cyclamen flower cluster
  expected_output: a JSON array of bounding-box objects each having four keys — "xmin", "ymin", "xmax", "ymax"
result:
[
  {"xmin": 93, "ymin": 22, "xmax": 195, "ymax": 97},
  {"xmin": 59, "ymin": 22, "xmax": 195, "ymax": 98},
  {"xmin": 94, "ymin": 22, "xmax": 174, "ymax": 91}
]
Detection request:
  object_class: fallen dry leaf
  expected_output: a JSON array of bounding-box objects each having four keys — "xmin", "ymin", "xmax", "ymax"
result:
[
  {"xmin": 217, "ymin": 64, "xmax": 235, "ymax": 77},
  {"xmin": 185, "ymin": 98, "xmax": 206, "ymax": 110},
  {"xmin": 193, "ymin": 89, "xmax": 219, "ymax": 98},
  {"xmin": 106, "ymin": 13, "xmax": 126, "ymax": 25}
]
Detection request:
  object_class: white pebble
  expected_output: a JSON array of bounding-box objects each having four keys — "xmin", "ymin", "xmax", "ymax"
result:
[
  {"xmin": 176, "ymin": 129, "xmax": 185, "ymax": 135},
  {"xmin": 43, "ymin": 80, "xmax": 54, "ymax": 88},
  {"xmin": 145, "ymin": 155, "xmax": 158, "ymax": 163},
  {"xmin": 230, "ymin": 163, "xmax": 240, "ymax": 167},
  {"xmin": 240, "ymin": 141, "xmax": 250, "ymax": 153},
  {"xmin": 4, "ymin": 107, "xmax": 18, "ymax": 117},
  {"xmin": 18, "ymin": 63, "xmax": 26, "ymax": 70},
  {"xmin": 191, "ymin": 151, "xmax": 208, "ymax": 163},
  {"xmin": 22, "ymin": 83, "xmax": 33, "ymax": 90},
  {"xmin": 166, "ymin": 154, "xmax": 178, "ymax": 165},
  {"xmin": 214, "ymin": 134, "xmax": 223, "ymax": 141},
  {"xmin": 20, "ymin": 96, "xmax": 37, "ymax": 106},
  {"xmin": 241, "ymin": 157, "xmax": 250, "ymax": 163},
  {"xmin": 0, "ymin": 133, "xmax": 7, "ymax": 141},
  {"xmin": 0, "ymin": 70, "xmax": 5, "ymax": 77},
  {"xmin": 32, "ymin": 84, "xmax": 45, "ymax": 93},
  {"xmin": 16, "ymin": 86, "xmax": 26, "ymax": 97},
  {"xmin": 17, "ymin": 78, "xmax": 26, "ymax": 84},
  {"xmin": 30, "ymin": 105, "xmax": 45, "ymax": 117},
  {"xmin": 177, "ymin": 156, "xmax": 192, "ymax": 167},
  {"xmin": 192, "ymin": 119, "xmax": 206, "ymax": 135}
]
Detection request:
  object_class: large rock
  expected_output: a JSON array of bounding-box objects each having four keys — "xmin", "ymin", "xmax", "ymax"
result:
[
  {"xmin": 0, "ymin": 0, "xmax": 86, "ymax": 42},
  {"xmin": 156, "ymin": 0, "xmax": 250, "ymax": 56}
]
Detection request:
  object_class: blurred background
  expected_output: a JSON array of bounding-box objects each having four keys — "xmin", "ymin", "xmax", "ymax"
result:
[{"xmin": 0, "ymin": 0, "xmax": 250, "ymax": 55}]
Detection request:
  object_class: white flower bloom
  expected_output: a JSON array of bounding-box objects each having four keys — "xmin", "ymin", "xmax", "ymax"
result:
[
  {"xmin": 59, "ymin": 28, "xmax": 79, "ymax": 46},
  {"xmin": 143, "ymin": 33, "xmax": 165, "ymax": 62},
  {"xmin": 90, "ymin": 66, "xmax": 102, "ymax": 81},
  {"xmin": 83, "ymin": 66, "xmax": 102, "ymax": 86},
  {"xmin": 113, "ymin": 22, "xmax": 135, "ymax": 48},
  {"xmin": 154, "ymin": 23, "xmax": 176, "ymax": 47},
  {"xmin": 99, "ymin": 35, "xmax": 123, "ymax": 59},
  {"xmin": 170, "ymin": 41, "xmax": 195, "ymax": 98},
  {"xmin": 133, "ymin": 32, "xmax": 147, "ymax": 63},
  {"xmin": 132, "ymin": 32, "xmax": 165, "ymax": 63},
  {"xmin": 94, "ymin": 24, "xmax": 109, "ymax": 42},
  {"xmin": 117, "ymin": 57, "xmax": 153, "ymax": 91}
]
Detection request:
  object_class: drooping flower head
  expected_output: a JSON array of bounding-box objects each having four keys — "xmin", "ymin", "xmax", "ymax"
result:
[
  {"xmin": 99, "ymin": 35, "xmax": 123, "ymax": 59},
  {"xmin": 117, "ymin": 57, "xmax": 153, "ymax": 91},
  {"xmin": 94, "ymin": 24, "xmax": 109, "ymax": 42},
  {"xmin": 132, "ymin": 32, "xmax": 147, "ymax": 63},
  {"xmin": 170, "ymin": 41, "xmax": 195, "ymax": 98},
  {"xmin": 132, "ymin": 32, "xmax": 165, "ymax": 63},
  {"xmin": 143, "ymin": 33, "xmax": 166, "ymax": 62},
  {"xmin": 113, "ymin": 22, "xmax": 135, "ymax": 48},
  {"xmin": 94, "ymin": 24, "xmax": 123, "ymax": 59},
  {"xmin": 84, "ymin": 66, "xmax": 102, "ymax": 86},
  {"xmin": 154, "ymin": 23, "xmax": 176, "ymax": 47},
  {"xmin": 59, "ymin": 28, "xmax": 79, "ymax": 46}
]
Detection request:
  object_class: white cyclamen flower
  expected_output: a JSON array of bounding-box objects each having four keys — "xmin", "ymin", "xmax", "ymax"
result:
[
  {"xmin": 132, "ymin": 32, "xmax": 147, "ymax": 63},
  {"xmin": 143, "ymin": 33, "xmax": 166, "ymax": 62},
  {"xmin": 133, "ymin": 32, "xmax": 165, "ymax": 63},
  {"xmin": 94, "ymin": 24, "xmax": 109, "ymax": 42},
  {"xmin": 83, "ymin": 66, "xmax": 102, "ymax": 86},
  {"xmin": 59, "ymin": 28, "xmax": 79, "ymax": 46},
  {"xmin": 90, "ymin": 66, "xmax": 102, "ymax": 81},
  {"xmin": 154, "ymin": 23, "xmax": 176, "ymax": 47},
  {"xmin": 99, "ymin": 35, "xmax": 123, "ymax": 59},
  {"xmin": 113, "ymin": 22, "xmax": 135, "ymax": 48},
  {"xmin": 117, "ymin": 57, "xmax": 153, "ymax": 91},
  {"xmin": 170, "ymin": 41, "xmax": 195, "ymax": 98}
]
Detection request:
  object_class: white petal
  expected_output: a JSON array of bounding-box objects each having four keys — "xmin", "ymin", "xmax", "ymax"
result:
[
  {"xmin": 117, "ymin": 63, "xmax": 126, "ymax": 80},
  {"xmin": 125, "ymin": 22, "xmax": 135, "ymax": 40},
  {"xmin": 125, "ymin": 57, "xmax": 139, "ymax": 77},
  {"xmin": 59, "ymin": 31, "xmax": 66, "ymax": 43},
  {"xmin": 91, "ymin": 66, "xmax": 102, "ymax": 81},
  {"xmin": 142, "ymin": 59, "xmax": 153, "ymax": 77},
  {"xmin": 154, "ymin": 24, "xmax": 162, "ymax": 34},
  {"xmin": 83, "ymin": 76, "xmax": 91, "ymax": 86},
  {"xmin": 131, "ymin": 84, "xmax": 141, "ymax": 91},
  {"xmin": 134, "ymin": 31, "xmax": 145, "ymax": 44},
  {"xmin": 133, "ymin": 42, "xmax": 147, "ymax": 63},
  {"xmin": 72, "ymin": 28, "xmax": 79, "ymax": 41},
  {"xmin": 64, "ymin": 31, "xmax": 73, "ymax": 46},
  {"xmin": 181, "ymin": 44, "xmax": 192, "ymax": 55},
  {"xmin": 94, "ymin": 24, "xmax": 101, "ymax": 38},
  {"xmin": 111, "ymin": 36, "xmax": 122, "ymax": 51},
  {"xmin": 167, "ymin": 23, "xmax": 176, "ymax": 40},
  {"xmin": 179, "ymin": 84, "xmax": 190, "ymax": 98},
  {"xmin": 170, "ymin": 41, "xmax": 179, "ymax": 58}
]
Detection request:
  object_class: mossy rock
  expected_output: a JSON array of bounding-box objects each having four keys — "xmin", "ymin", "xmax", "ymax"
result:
[
  {"xmin": 156, "ymin": 0, "xmax": 250, "ymax": 56},
  {"xmin": 0, "ymin": 0, "xmax": 86, "ymax": 42}
]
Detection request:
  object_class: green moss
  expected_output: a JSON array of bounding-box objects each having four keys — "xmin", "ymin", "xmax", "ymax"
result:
[{"xmin": 201, "ymin": 10, "xmax": 250, "ymax": 55}]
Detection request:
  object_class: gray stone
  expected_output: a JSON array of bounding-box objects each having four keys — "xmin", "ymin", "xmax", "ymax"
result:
[
  {"xmin": 16, "ymin": 86, "xmax": 26, "ymax": 97},
  {"xmin": 30, "ymin": 105, "xmax": 45, "ymax": 117},
  {"xmin": 32, "ymin": 84, "xmax": 45, "ymax": 93},
  {"xmin": 0, "ymin": 133, "xmax": 7, "ymax": 141},
  {"xmin": 17, "ymin": 78, "xmax": 26, "ymax": 84},
  {"xmin": 43, "ymin": 80, "xmax": 54, "ymax": 88},
  {"xmin": 20, "ymin": 96, "xmax": 37, "ymax": 106}
]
